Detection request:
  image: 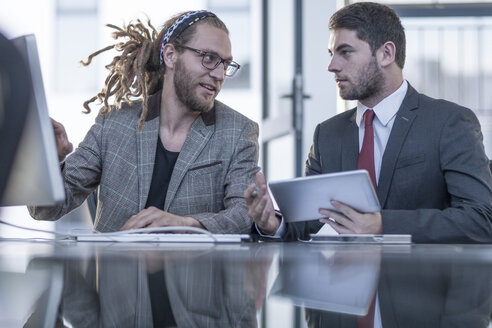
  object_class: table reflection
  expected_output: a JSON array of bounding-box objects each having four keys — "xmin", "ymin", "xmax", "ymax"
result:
[
  {"xmin": 18, "ymin": 243, "xmax": 277, "ymax": 328},
  {"xmin": 289, "ymin": 246, "xmax": 492, "ymax": 328},
  {"xmin": 0, "ymin": 241, "xmax": 490, "ymax": 328},
  {"xmin": 271, "ymin": 245, "xmax": 381, "ymax": 316}
]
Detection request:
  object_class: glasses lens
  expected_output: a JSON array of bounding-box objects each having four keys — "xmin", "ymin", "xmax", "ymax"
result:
[
  {"xmin": 225, "ymin": 62, "xmax": 239, "ymax": 77},
  {"xmin": 202, "ymin": 54, "xmax": 220, "ymax": 70}
]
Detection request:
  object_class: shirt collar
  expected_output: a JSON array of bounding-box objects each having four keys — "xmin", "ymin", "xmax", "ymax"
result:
[{"xmin": 356, "ymin": 80, "xmax": 408, "ymax": 127}]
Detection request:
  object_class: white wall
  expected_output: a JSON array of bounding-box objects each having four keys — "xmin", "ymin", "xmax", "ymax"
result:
[{"xmin": 302, "ymin": 1, "xmax": 339, "ymax": 169}]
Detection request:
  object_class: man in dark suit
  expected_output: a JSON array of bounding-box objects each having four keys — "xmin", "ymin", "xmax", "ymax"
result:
[{"xmin": 245, "ymin": 2, "xmax": 492, "ymax": 243}]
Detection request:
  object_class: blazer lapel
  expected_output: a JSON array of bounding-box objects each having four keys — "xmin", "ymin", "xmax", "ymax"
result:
[
  {"xmin": 136, "ymin": 93, "xmax": 160, "ymax": 210},
  {"xmin": 164, "ymin": 114, "xmax": 215, "ymax": 211},
  {"xmin": 377, "ymin": 86, "xmax": 419, "ymax": 207},
  {"xmin": 341, "ymin": 109, "xmax": 359, "ymax": 171}
]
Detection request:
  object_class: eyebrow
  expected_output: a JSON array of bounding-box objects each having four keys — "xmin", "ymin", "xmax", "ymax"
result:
[{"xmin": 334, "ymin": 43, "xmax": 354, "ymax": 53}]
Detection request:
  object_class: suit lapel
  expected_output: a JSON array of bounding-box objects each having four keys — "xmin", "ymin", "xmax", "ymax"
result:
[
  {"xmin": 164, "ymin": 115, "xmax": 215, "ymax": 211},
  {"xmin": 377, "ymin": 86, "xmax": 419, "ymax": 207},
  {"xmin": 341, "ymin": 109, "xmax": 359, "ymax": 171}
]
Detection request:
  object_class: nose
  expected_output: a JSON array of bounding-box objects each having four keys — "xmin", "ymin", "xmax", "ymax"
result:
[
  {"xmin": 209, "ymin": 62, "xmax": 226, "ymax": 81},
  {"xmin": 327, "ymin": 56, "xmax": 339, "ymax": 73}
]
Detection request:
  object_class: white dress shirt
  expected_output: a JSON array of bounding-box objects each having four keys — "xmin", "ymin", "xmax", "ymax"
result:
[{"xmin": 356, "ymin": 80, "xmax": 408, "ymax": 185}]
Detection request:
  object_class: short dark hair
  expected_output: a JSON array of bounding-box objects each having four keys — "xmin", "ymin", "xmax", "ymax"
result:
[{"xmin": 329, "ymin": 2, "xmax": 406, "ymax": 69}]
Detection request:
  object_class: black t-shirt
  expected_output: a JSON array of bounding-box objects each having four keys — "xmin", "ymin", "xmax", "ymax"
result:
[
  {"xmin": 145, "ymin": 136, "xmax": 179, "ymax": 209},
  {"xmin": 146, "ymin": 136, "xmax": 179, "ymax": 327}
]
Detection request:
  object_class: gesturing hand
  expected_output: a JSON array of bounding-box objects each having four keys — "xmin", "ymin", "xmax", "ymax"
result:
[
  {"xmin": 51, "ymin": 118, "xmax": 73, "ymax": 162},
  {"xmin": 244, "ymin": 172, "xmax": 280, "ymax": 235}
]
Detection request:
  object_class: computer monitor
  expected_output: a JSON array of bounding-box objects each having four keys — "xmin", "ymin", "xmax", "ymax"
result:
[
  {"xmin": 0, "ymin": 34, "xmax": 65, "ymax": 206},
  {"xmin": 0, "ymin": 32, "xmax": 30, "ymax": 203}
]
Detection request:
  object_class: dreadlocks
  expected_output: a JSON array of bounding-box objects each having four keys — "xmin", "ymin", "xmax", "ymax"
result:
[{"xmin": 80, "ymin": 11, "xmax": 228, "ymax": 130}]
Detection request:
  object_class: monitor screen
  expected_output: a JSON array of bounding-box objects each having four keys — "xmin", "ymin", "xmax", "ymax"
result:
[{"xmin": 0, "ymin": 34, "xmax": 65, "ymax": 206}]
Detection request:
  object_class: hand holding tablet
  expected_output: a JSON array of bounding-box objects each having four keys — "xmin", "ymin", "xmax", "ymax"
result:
[{"xmin": 268, "ymin": 170, "xmax": 380, "ymax": 223}]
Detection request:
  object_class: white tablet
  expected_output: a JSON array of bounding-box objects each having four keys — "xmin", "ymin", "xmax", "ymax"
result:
[{"xmin": 268, "ymin": 170, "xmax": 380, "ymax": 222}]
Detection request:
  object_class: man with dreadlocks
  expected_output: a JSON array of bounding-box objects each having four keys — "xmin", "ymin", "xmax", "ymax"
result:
[{"xmin": 29, "ymin": 10, "xmax": 259, "ymax": 234}]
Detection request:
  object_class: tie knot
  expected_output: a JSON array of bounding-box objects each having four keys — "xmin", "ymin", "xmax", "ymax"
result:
[{"xmin": 363, "ymin": 109, "xmax": 375, "ymax": 127}]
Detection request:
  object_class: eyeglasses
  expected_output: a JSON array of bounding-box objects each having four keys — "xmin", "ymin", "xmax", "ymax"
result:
[{"xmin": 175, "ymin": 45, "xmax": 241, "ymax": 77}]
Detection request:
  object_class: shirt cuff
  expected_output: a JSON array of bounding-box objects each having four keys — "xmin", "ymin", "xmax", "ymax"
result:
[{"xmin": 254, "ymin": 211, "xmax": 286, "ymax": 239}]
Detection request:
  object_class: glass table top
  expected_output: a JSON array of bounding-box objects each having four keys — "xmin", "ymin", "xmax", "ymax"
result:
[{"xmin": 0, "ymin": 240, "xmax": 491, "ymax": 328}]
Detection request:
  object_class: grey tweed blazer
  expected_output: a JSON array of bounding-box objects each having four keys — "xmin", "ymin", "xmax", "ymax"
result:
[{"xmin": 29, "ymin": 91, "xmax": 259, "ymax": 233}]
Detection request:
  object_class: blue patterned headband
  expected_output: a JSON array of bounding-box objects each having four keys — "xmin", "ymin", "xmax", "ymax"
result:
[{"xmin": 159, "ymin": 10, "xmax": 216, "ymax": 65}]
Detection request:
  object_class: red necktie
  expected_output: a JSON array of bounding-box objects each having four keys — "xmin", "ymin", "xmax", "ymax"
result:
[
  {"xmin": 356, "ymin": 109, "xmax": 377, "ymax": 328},
  {"xmin": 358, "ymin": 110, "xmax": 377, "ymax": 188}
]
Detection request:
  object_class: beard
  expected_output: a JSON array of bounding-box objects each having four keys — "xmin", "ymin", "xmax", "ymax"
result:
[
  {"xmin": 173, "ymin": 58, "xmax": 216, "ymax": 113},
  {"xmin": 339, "ymin": 56, "xmax": 383, "ymax": 101}
]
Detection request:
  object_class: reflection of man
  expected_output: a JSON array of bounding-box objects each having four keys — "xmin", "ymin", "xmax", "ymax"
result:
[
  {"xmin": 56, "ymin": 249, "xmax": 263, "ymax": 328},
  {"xmin": 245, "ymin": 2, "xmax": 492, "ymax": 243},
  {"xmin": 29, "ymin": 11, "xmax": 259, "ymax": 233},
  {"xmin": 305, "ymin": 253, "xmax": 492, "ymax": 328}
]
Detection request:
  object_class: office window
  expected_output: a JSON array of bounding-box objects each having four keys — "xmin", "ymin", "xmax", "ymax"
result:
[
  {"xmin": 402, "ymin": 17, "xmax": 492, "ymax": 157},
  {"xmin": 344, "ymin": 1, "xmax": 492, "ymax": 157},
  {"xmin": 208, "ymin": 0, "xmax": 251, "ymax": 89},
  {"xmin": 55, "ymin": 0, "xmax": 98, "ymax": 92}
]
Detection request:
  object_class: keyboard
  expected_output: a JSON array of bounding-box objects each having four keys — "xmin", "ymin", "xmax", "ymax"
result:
[
  {"xmin": 74, "ymin": 233, "xmax": 251, "ymax": 243},
  {"xmin": 307, "ymin": 234, "xmax": 412, "ymax": 244}
]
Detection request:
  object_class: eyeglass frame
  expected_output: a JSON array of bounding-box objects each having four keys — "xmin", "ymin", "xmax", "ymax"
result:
[{"xmin": 174, "ymin": 45, "xmax": 241, "ymax": 77}]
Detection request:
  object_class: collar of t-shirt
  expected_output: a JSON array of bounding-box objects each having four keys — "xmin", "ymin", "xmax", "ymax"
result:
[{"xmin": 355, "ymin": 80, "xmax": 408, "ymax": 184}]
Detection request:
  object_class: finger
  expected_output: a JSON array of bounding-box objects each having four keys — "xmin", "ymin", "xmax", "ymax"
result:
[
  {"xmin": 319, "ymin": 217, "xmax": 336, "ymax": 224},
  {"xmin": 60, "ymin": 143, "xmax": 73, "ymax": 159},
  {"xmin": 248, "ymin": 184, "xmax": 268, "ymax": 214},
  {"xmin": 121, "ymin": 215, "xmax": 137, "ymax": 230},
  {"xmin": 320, "ymin": 208, "xmax": 354, "ymax": 230},
  {"xmin": 256, "ymin": 171, "xmax": 266, "ymax": 187},
  {"xmin": 256, "ymin": 196, "xmax": 279, "ymax": 234},
  {"xmin": 122, "ymin": 209, "xmax": 153, "ymax": 230},
  {"xmin": 258, "ymin": 196, "xmax": 272, "ymax": 224},
  {"xmin": 244, "ymin": 183, "xmax": 257, "ymax": 204},
  {"xmin": 331, "ymin": 200, "xmax": 359, "ymax": 218},
  {"xmin": 325, "ymin": 219, "xmax": 352, "ymax": 234},
  {"xmin": 256, "ymin": 183, "xmax": 269, "ymax": 200},
  {"xmin": 249, "ymin": 195, "xmax": 267, "ymax": 221},
  {"xmin": 130, "ymin": 217, "xmax": 152, "ymax": 230},
  {"xmin": 319, "ymin": 208, "xmax": 336, "ymax": 217},
  {"xmin": 51, "ymin": 118, "xmax": 63, "ymax": 132},
  {"xmin": 64, "ymin": 142, "xmax": 74, "ymax": 154}
]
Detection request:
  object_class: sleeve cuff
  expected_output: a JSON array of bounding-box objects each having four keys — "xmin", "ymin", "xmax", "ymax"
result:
[{"xmin": 254, "ymin": 211, "xmax": 286, "ymax": 238}]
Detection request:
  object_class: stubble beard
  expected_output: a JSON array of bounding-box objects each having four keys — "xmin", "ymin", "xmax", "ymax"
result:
[
  {"xmin": 173, "ymin": 59, "xmax": 215, "ymax": 113},
  {"xmin": 339, "ymin": 56, "xmax": 384, "ymax": 102}
]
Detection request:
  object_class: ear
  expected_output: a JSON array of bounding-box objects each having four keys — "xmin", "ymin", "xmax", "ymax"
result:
[
  {"xmin": 377, "ymin": 41, "xmax": 396, "ymax": 68},
  {"xmin": 161, "ymin": 43, "xmax": 178, "ymax": 69}
]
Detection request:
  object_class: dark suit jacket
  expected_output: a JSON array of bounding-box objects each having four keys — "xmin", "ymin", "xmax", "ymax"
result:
[{"xmin": 286, "ymin": 84, "xmax": 492, "ymax": 243}]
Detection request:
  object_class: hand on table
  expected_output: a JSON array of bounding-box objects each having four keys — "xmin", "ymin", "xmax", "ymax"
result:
[{"xmin": 121, "ymin": 206, "xmax": 204, "ymax": 231}]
